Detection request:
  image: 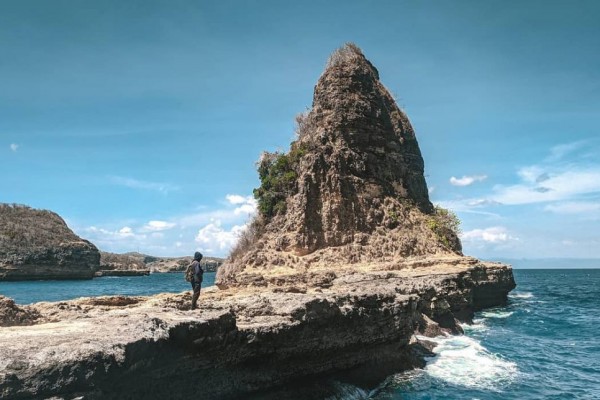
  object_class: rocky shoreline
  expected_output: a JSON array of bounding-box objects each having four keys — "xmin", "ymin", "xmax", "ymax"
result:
[
  {"xmin": 0, "ymin": 257, "xmax": 514, "ymax": 399},
  {"xmin": 94, "ymin": 269, "xmax": 150, "ymax": 277}
]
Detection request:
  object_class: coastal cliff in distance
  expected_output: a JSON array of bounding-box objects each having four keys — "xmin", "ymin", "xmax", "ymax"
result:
[
  {"xmin": 99, "ymin": 251, "xmax": 224, "ymax": 274},
  {"xmin": 0, "ymin": 44, "xmax": 515, "ymax": 399},
  {"xmin": 0, "ymin": 204, "xmax": 100, "ymax": 280}
]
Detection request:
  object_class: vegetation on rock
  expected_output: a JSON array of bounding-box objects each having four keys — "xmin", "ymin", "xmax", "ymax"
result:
[
  {"xmin": 427, "ymin": 205, "xmax": 461, "ymax": 249},
  {"xmin": 252, "ymin": 143, "xmax": 308, "ymax": 219}
]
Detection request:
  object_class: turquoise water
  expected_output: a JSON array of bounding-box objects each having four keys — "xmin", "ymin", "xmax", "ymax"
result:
[
  {"xmin": 1, "ymin": 269, "xmax": 599, "ymax": 399},
  {"xmin": 0, "ymin": 272, "xmax": 216, "ymax": 304},
  {"xmin": 333, "ymin": 269, "xmax": 600, "ymax": 399}
]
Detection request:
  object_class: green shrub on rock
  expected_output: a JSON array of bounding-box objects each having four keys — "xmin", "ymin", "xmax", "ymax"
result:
[{"xmin": 428, "ymin": 205, "xmax": 461, "ymax": 250}]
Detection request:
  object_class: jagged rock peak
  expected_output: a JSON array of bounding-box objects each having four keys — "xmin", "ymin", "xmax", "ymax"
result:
[
  {"xmin": 216, "ymin": 44, "xmax": 462, "ymax": 288},
  {"xmin": 297, "ymin": 43, "xmax": 433, "ymax": 213}
]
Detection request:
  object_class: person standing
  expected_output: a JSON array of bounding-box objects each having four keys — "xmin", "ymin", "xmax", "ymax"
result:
[{"xmin": 189, "ymin": 251, "xmax": 203, "ymax": 310}]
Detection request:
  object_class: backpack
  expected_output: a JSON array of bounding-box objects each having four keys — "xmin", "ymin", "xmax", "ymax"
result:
[{"xmin": 185, "ymin": 262, "xmax": 196, "ymax": 282}]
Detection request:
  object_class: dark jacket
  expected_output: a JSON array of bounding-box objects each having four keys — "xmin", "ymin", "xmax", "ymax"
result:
[{"xmin": 192, "ymin": 260, "xmax": 203, "ymax": 283}]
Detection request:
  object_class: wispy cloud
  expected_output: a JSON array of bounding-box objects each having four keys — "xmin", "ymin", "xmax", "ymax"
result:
[
  {"xmin": 544, "ymin": 201, "xmax": 600, "ymax": 214},
  {"xmin": 449, "ymin": 175, "xmax": 487, "ymax": 187},
  {"xmin": 10, "ymin": 143, "xmax": 19, "ymax": 152},
  {"xmin": 545, "ymin": 140, "xmax": 586, "ymax": 162},
  {"xmin": 461, "ymin": 226, "xmax": 517, "ymax": 243},
  {"xmin": 491, "ymin": 167, "xmax": 600, "ymax": 205},
  {"xmin": 108, "ymin": 176, "xmax": 180, "ymax": 194},
  {"xmin": 141, "ymin": 220, "xmax": 177, "ymax": 232}
]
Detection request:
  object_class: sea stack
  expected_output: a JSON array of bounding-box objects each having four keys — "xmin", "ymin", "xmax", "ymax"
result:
[
  {"xmin": 0, "ymin": 45, "xmax": 515, "ymax": 400},
  {"xmin": 0, "ymin": 204, "xmax": 100, "ymax": 280},
  {"xmin": 217, "ymin": 43, "xmax": 461, "ymax": 288}
]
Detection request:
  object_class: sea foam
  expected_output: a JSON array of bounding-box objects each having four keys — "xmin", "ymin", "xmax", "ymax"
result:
[
  {"xmin": 509, "ymin": 292, "xmax": 534, "ymax": 299},
  {"xmin": 417, "ymin": 335, "xmax": 518, "ymax": 391},
  {"xmin": 480, "ymin": 310, "xmax": 514, "ymax": 319}
]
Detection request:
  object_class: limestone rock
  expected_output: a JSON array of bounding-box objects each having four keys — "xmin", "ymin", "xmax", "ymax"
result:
[
  {"xmin": 217, "ymin": 44, "xmax": 462, "ymax": 288},
  {"xmin": 0, "ymin": 204, "xmax": 100, "ymax": 280},
  {"xmin": 0, "ymin": 261, "xmax": 515, "ymax": 399}
]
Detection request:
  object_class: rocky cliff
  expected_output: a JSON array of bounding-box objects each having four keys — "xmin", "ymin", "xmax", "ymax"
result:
[
  {"xmin": 0, "ymin": 204, "xmax": 100, "ymax": 280},
  {"xmin": 217, "ymin": 43, "xmax": 461, "ymax": 288},
  {"xmin": 0, "ymin": 258, "xmax": 514, "ymax": 399},
  {"xmin": 100, "ymin": 252, "xmax": 224, "ymax": 273},
  {"xmin": 0, "ymin": 44, "xmax": 516, "ymax": 399}
]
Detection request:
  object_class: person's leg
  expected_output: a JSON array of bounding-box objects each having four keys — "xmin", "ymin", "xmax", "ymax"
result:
[{"xmin": 191, "ymin": 283, "xmax": 201, "ymax": 310}]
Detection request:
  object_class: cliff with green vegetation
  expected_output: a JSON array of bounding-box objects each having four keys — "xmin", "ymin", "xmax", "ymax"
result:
[
  {"xmin": 0, "ymin": 44, "xmax": 515, "ymax": 400},
  {"xmin": 0, "ymin": 204, "xmax": 100, "ymax": 280},
  {"xmin": 218, "ymin": 43, "xmax": 462, "ymax": 288}
]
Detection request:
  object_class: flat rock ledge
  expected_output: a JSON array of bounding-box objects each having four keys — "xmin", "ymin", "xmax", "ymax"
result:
[{"xmin": 0, "ymin": 257, "xmax": 515, "ymax": 399}]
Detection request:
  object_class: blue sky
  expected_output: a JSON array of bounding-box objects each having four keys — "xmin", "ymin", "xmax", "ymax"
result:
[{"xmin": 1, "ymin": 0, "xmax": 599, "ymax": 259}]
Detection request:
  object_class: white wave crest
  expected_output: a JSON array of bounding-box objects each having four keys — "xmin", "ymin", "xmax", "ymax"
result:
[
  {"xmin": 509, "ymin": 292, "xmax": 534, "ymax": 299},
  {"xmin": 421, "ymin": 335, "xmax": 517, "ymax": 390},
  {"xmin": 460, "ymin": 318, "xmax": 488, "ymax": 332},
  {"xmin": 480, "ymin": 310, "xmax": 514, "ymax": 319}
]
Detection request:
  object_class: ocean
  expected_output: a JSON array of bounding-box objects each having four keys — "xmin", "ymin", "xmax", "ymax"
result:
[
  {"xmin": 0, "ymin": 272, "xmax": 217, "ymax": 304},
  {"xmin": 1, "ymin": 269, "xmax": 598, "ymax": 399}
]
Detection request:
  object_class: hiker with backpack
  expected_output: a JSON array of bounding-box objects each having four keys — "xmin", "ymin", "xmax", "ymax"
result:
[{"xmin": 185, "ymin": 252, "xmax": 204, "ymax": 310}]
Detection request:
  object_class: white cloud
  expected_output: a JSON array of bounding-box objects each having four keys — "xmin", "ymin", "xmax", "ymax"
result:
[
  {"xmin": 544, "ymin": 201, "xmax": 600, "ymax": 214},
  {"xmin": 234, "ymin": 201, "xmax": 257, "ymax": 216},
  {"xmin": 450, "ymin": 175, "xmax": 487, "ymax": 187},
  {"xmin": 85, "ymin": 225, "xmax": 143, "ymax": 241},
  {"xmin": 226, "ymin": 194, "xmax": 250, "ymax": 205},
  {"xmin": 142, "ymin": 220, "xmax": 176, "ymax": 231},
  {"xmin": 10, "ymin": 143, "xmax": 19, "ymax": 152},
  {"xmin": 118, "ymin": 226, "xmax": 134, "ymax": 237},
  {"xmin": 461, "ymin": 226, "xmax": 516, "ymax": 243},
  {"xmin": 492, "ymin": 168, "xmax": 600, "ymax": 205},
  {"xmin": 109, "ymin": 176, "xmax": 180, "ymax": 194},
  {"xmin": 194, "ymin": 220, "xmax": 247, "ymax": 254}
]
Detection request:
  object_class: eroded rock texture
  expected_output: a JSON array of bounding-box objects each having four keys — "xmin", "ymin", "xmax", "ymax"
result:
[
  {"xmin": 0, "ymin": 204, "xmax": 100, "ymax": 280},
  {"xmin": 217, "ymin": 44, "xmax": 461, "ymax": 288},
  {"xmin": 0, "ymin": 259, "xmax": 515, "ymax": 400}
]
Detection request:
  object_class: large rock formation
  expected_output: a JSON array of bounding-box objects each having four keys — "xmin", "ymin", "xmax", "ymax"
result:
[
  {"xmin": 217, "ymin": 44, "xmax": 461, "ymax": 288},
  {"xmin": 0, "ymin": 259, "xmax": 514, "ymax": 399},
  {"xmin": 0, "ymin": 204, "xmax": 100, "ymax": 280},
  {"xmin": 0, "ymin": 45, "xmax": 516, "ymax": 399}
]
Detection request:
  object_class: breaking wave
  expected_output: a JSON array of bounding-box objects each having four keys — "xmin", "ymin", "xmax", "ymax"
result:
[
  {"xmin": 418, "ymin": 334, "xmax": 518, "ymax": 391},
  {"xmin": 509, "ymin": 292, "xmax": 534, "ymax": 299},
  {"xmin": 480, "ymin": 310, "xmax": 514, "ymax": 319}
]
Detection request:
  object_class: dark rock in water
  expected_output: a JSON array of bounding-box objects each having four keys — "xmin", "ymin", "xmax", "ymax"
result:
[{"xmin": 0, "ymin": 204, "xmax": 100, "ymax": 280}]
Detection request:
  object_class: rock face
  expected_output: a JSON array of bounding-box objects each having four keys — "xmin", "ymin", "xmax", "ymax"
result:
[
  {"xmin": 0, "ymin": 259, "xmax": 515, "ymax": 399},
  {"xmin": 217, "ymin": 44, "xmax": 461, "ymax": 288},
  {"xmin": 0, "ymin": 45, "xmax": 517, "ymax": 399},
  {"xmin": 0, "ymin": 204, "xmax": 100, "ymax": 280}
]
